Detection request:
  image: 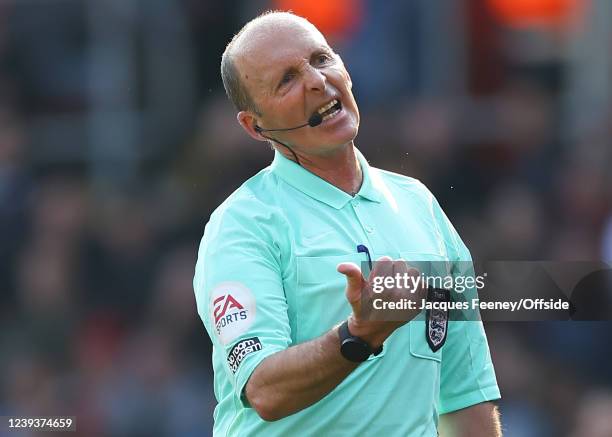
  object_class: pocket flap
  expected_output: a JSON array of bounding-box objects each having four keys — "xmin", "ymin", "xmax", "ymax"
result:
[{"xmin": 297, "ymin": 253, "xmax": 366, "ymax": 284}]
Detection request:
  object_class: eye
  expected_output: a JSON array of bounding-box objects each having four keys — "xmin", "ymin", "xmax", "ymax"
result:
[
  {"xmin": 279, "ymin": 71, "xmax": 295, "ymax": 87},
  {"xmin": 315, "ymin": 53, "xmax": 332, "ymax": 65}
]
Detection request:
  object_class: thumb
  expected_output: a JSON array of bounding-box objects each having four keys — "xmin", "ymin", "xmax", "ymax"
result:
[{"xmin": 337, "ymin": 262, "xmax": 366, "ymax": 311}]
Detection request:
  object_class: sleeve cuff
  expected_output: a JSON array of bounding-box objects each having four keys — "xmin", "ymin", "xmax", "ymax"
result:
[
  {"xmin": 233, "ymin": 345, "xmax": 286, "ymax": 408},
  {"xmin": 439, "ymin": 385, "xmax": 501, "ymax": 415}
]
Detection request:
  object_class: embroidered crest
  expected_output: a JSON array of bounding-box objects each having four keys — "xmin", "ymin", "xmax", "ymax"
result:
[{"xmin": 425, "ymin": 287, "xmax": 450, "ymax": 352}]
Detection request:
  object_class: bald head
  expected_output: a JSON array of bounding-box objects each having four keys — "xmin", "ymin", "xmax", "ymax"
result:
[{"xmin": 220, "ymin": 11, "xmax": 324, "ymax": 114}]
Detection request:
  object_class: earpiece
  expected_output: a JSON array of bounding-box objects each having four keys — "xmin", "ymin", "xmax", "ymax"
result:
[{"xmin": 249, "ymin": 111, "xmax": 324, "ymax": 166}]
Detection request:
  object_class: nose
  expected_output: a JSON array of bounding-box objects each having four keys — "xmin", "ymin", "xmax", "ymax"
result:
[{"xmin": 303, "ymin": 65, "xmax": 326, "ymax": 92}]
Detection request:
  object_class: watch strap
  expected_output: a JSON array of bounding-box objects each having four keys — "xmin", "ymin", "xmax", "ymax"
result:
[{"xmin": 339, "ymin": 320, "xmax": 383, "ymax": 357}]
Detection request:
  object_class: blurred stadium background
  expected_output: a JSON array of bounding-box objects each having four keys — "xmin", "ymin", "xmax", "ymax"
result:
[{"xmin": 0, "ymin": 0, "xmax": 611, "ymax": 436}]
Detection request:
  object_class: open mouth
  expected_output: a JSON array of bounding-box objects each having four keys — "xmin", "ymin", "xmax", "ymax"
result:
[{"xmin": 315, "ymin": 99, "xmax": 342, "ymax": 122}]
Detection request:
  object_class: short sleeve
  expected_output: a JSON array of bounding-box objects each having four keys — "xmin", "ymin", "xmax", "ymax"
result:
[
  {"xmin": 193, "ymin": 196, "xmax": 291, "ymax": 407},
  {"xmin": 438, "ymin": 319, "xmax": 501, "ymax": 413},
  {"xmin": 430, "ymin": 194, "xmax": 501, "ymax": 413}
]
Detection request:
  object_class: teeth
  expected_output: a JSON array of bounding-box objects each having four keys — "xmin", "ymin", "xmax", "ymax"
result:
[
  {"xmin": 322, "ymin": 106, "xmax": 341, "ymax": 121},
  {"xmin": 317, "ymin": 99, "xmax": 338, "ymax": 114}
]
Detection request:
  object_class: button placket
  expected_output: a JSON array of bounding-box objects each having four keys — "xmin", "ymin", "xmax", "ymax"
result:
[{"xmin": 351, "ymin": 200, "xmax": 375, "ymax": 245}]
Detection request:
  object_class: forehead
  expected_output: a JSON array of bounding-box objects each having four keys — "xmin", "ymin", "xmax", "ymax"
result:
[{"xmin": 235, "ymin": 18, "xmax": 330, "ymax": 95}]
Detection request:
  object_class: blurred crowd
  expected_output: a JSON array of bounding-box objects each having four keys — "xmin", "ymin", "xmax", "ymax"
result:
[{"xmin": 0, "ymin": 1, "xmax": 611, "ymax": 436}]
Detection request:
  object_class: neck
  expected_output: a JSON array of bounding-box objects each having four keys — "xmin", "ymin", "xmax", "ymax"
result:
[{"xmin": 278, "ymin": 142, "xmax": 363, "ymax": 196}]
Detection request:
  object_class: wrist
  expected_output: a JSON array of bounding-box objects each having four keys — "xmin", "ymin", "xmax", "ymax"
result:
[
  {"xmin": 347, "ymin": 316, "xmax": 387, "ymax": 350},
  {"xmin": 338, "ymin": 319, "xmax": 383, "ymax": 363}
]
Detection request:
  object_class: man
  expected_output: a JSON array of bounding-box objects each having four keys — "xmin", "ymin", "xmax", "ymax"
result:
[{"xmin": 194, "ymin": 11, "xmax": 501, "ymax": 436}]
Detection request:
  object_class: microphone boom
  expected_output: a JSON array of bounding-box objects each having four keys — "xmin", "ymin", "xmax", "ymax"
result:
[{"xmin": 256, "ymin": 112, "xmax": 322, "ymax": 133}]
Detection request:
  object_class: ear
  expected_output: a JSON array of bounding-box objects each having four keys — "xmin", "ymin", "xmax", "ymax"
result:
[{"xmin": 238, "ymin": 111, "xmax": 267, "ymax": 142}]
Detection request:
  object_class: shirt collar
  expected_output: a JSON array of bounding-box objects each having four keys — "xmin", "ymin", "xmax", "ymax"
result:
[{"xmin": 270, "ymin": 147, "xmax": 382, "ymax": 209}]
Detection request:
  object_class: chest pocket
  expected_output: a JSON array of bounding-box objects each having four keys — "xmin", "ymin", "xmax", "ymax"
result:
[
  {"xmin": 400, "ymin": 251, "xmax": 451, "ymax": 363},
  {"xmin": 296, "ymin": 254, "xmax": 386, "ymax": 360}
]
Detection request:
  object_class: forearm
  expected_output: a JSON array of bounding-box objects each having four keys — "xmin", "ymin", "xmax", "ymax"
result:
[
  {"xmin": 244, "ymin": 258, "xmax": 421, "ymax": 421},
  {"xmin": 245, "ymin": 326, "xmax": 358, "ymax": 421},
  {"xmin": 439, "ymin": 402, "xmax": 502, "ymax": 437}
]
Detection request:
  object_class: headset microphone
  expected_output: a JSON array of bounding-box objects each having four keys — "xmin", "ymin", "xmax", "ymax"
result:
[
  {"xmin": 254, "ymin": 112, "xmax": 323, "ymax": 133},
  {"xmin": 254, "ymin": 112, "xmax": 323, "ymax": 166}
]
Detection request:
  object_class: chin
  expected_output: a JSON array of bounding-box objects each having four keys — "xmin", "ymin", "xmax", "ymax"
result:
[
  {"xmin": 332, "ymin": 124, "xmax": 359, "ymax": 145},
  {"xmin": 317, "ymin": 133, "xmax": 359, "ymax": 154}
]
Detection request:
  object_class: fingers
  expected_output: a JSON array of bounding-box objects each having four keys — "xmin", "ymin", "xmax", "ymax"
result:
[
  {"xmin": 392, "ymin": 259, "xmax": 424, "ymax": 294},
  {"xmin": 368, "ymin": 256, "xmax": 392, "ymax": 280},
  {"xmin": 337, "ymin": 262, "xmax": 366, "ymax": 307},
  {"xmin": 340, "ymin": 256, "xmax": 426, "ymax": 324}
]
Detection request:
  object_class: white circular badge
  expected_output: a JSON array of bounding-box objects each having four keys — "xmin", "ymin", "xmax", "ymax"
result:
[{"xmin": 210, "ymin": 282, "xmax": 256, "ymax": 345}]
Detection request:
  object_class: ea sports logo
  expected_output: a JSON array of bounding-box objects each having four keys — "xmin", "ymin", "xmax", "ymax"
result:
[
  {"xmin": 213, "ymin": 294, "xmax": 248, "ymax": 335},
  {"xmin": 213, "ymin": 294, "xmax": 244, "ymax": 324},
  {"xmin": 210, "ymin": 282, "xmax": 256, "ymax": 344}
]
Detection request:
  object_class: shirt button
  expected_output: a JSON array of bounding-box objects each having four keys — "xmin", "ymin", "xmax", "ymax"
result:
[
  {"xmin": 352, "ymin": 200, "xmax": 359, "ymax": 207},
  {"xmin": 365, "ymin": 226, "xmax": 374, "ymax": 233}
]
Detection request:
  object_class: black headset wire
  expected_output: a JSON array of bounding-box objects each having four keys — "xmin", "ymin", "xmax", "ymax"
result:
[
  {"xmin": 255, "ymin": 128, "xmax": 302, "ymax": 166},
  {"xmin": 253, "ymin": 112, "xmax": 324, "ymax": 167}
]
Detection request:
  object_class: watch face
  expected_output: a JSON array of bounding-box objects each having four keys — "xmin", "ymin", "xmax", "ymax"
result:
[{"xmin": 341, "ymin": 338, "xmax": 371, "ymax": 362}]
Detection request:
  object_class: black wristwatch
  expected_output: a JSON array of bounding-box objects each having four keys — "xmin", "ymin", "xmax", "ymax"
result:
[{"xmin": 338, "ymin": 320, "xmax": 383, "ymax": 362}]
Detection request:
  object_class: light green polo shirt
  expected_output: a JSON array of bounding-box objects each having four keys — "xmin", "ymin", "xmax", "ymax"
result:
[{"xmin": 193, "ymin": 148, "xmax": 500, "ymax": 436}]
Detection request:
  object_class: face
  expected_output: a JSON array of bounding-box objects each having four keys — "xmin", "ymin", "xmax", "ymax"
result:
[{"xmin": 237, "ymin": 18, "xmax": 360, "ymax": 156}]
